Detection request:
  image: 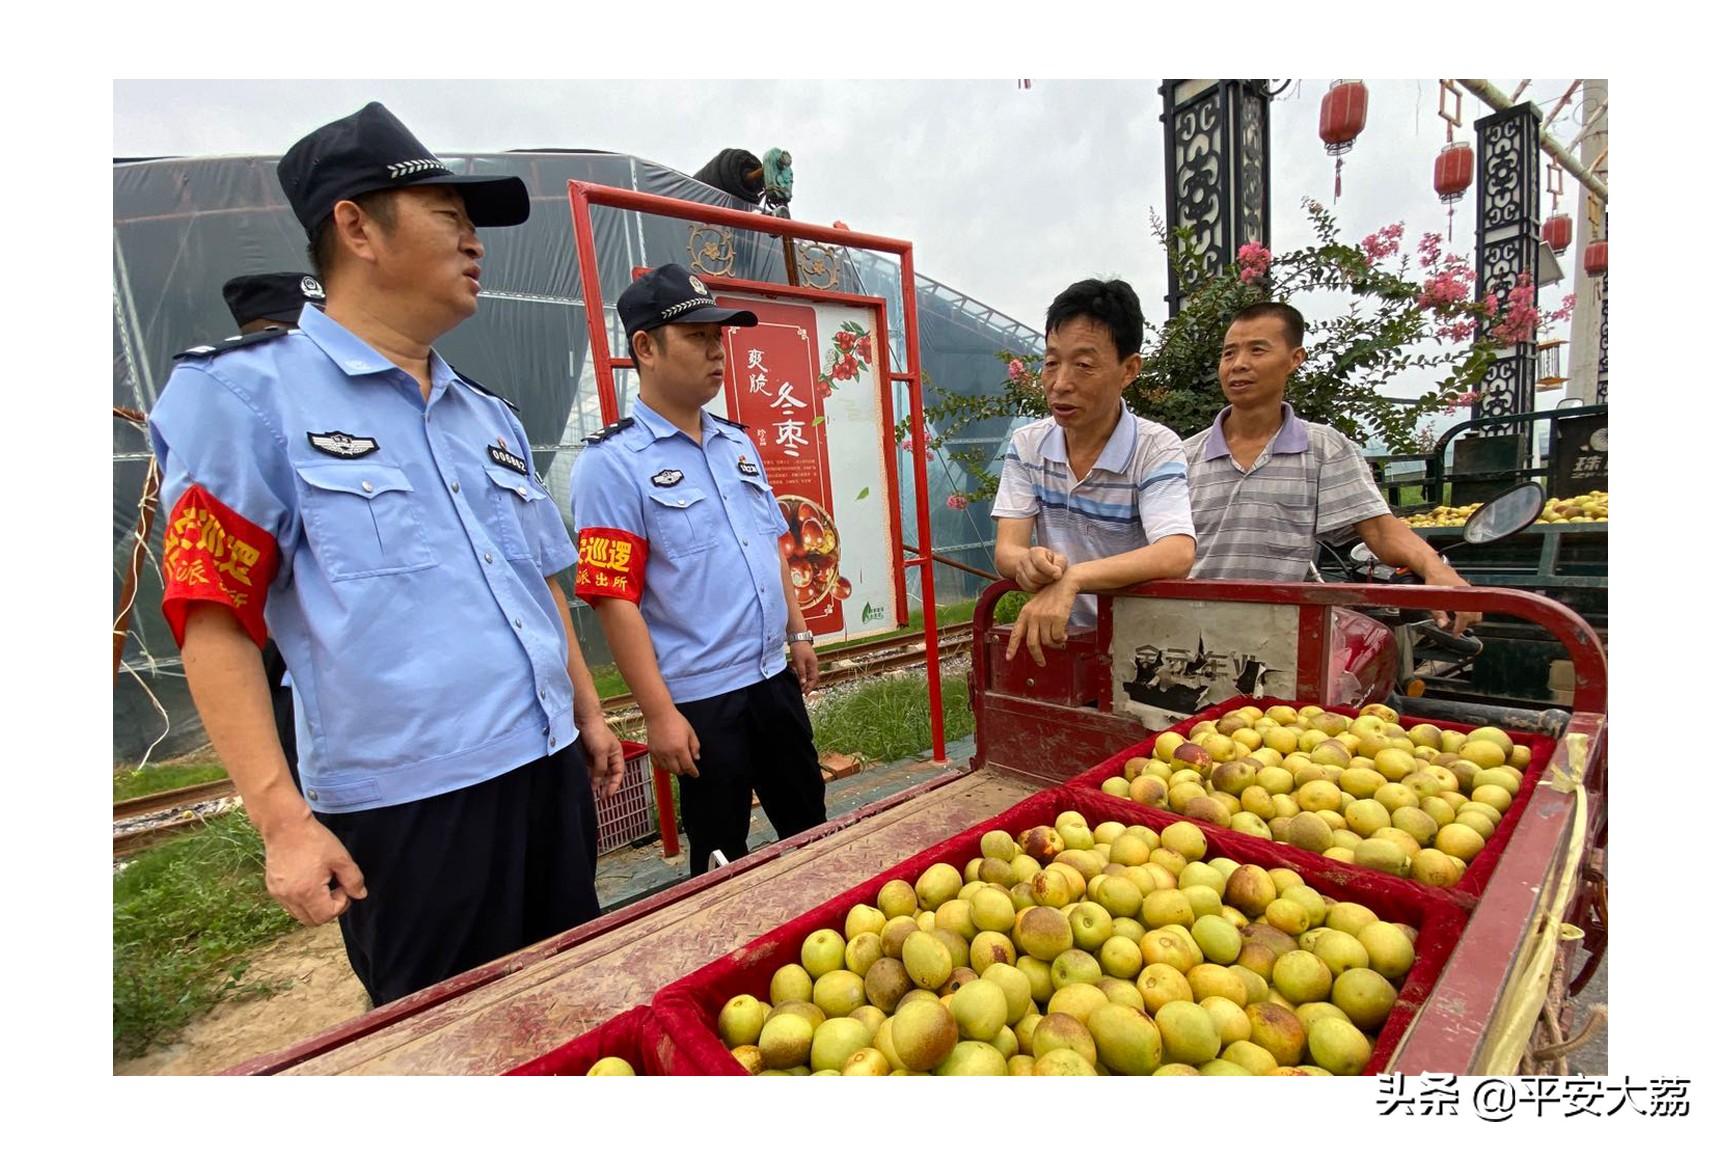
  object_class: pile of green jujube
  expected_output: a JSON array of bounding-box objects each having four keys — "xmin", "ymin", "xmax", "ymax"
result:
[
  {"xmin": 717, "ymin": 813, "xmax": 1418, "ymax": 1076},
  {"xmin": 1099, "ymin": 703, "xmax": 1532, "ymax": 887}
]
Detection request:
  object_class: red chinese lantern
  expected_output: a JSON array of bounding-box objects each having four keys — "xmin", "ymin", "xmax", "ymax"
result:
[
  {"xmin": 1542, "ymin": 213, "xmax": 1574, "ymax": 257},
  {"xmin": 1319, "ymin": 80, "xmax": 1369, "ymax": 201},
  {"xmin": 1583, "ymin": 239, "xmax": 1608, "ymax": 278},
  {"xmin": 1433, "ymin": 141, "xmax": 1473, "ymax": 241}
]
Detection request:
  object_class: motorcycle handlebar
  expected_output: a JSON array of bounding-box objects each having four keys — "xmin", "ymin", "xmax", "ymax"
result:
[{"xmin": 1410, "ymin": 619, "xmax": 1485, "ymax": 658}]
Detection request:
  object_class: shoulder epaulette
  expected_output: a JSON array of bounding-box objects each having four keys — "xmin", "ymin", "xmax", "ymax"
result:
[
  {"xmin": 173, "ymin": 327, "xmax": 292, "ymax": 361},
  {"xmin": 452, "ymin": 368, "xmax": 520, "ymax": 413},
  {"xmin": 584, "ymin": 417, "xmax": 636, "ymax": 445},
  {"xmin": 712, "ymin": 413, "xmax": 750, "ymax": 431}
]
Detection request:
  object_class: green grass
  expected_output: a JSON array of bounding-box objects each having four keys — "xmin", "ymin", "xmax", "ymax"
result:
[
  {"xmin": 1386, "ymin": 482, "xmax": 1456, "ymax": 510},
  {"xmin": 587, "ymin": 664, "xmax": 630, "ymax": 700},
  {"xmin": 113, "ymin": 760, "xmax": 230, "ymax": 803},
  {"xmin": 113, "ymin": 811, "xmax": 298, "ymax": 1059},
  {"xmin": 810, "ymin": 671, "xmax": 975, "ymax": 765},
  {"xmin": 903, "ymin": 598, "xmax": 983, "ymax": 633}
]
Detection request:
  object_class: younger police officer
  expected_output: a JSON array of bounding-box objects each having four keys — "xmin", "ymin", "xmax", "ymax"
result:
[
  {"xmin": 571, "ymin": 264, "xmax": 826, "ymax": 877},
  {"xmin": 149, "ymin": 103, "xmax": 623, "ymax": 1006}
]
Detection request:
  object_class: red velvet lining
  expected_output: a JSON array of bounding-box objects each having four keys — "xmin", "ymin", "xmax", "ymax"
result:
[
  {"xmin": 651, "ymin": 784, "xmax": 1469, "ymax": 1074},
  {"xmin": 1066, "ymin": 696, "xmax": 1557, "ymax": 903},
  {"xmin": 504, "ymin": 1003, "xmax": 741, "ymax": 1076}
]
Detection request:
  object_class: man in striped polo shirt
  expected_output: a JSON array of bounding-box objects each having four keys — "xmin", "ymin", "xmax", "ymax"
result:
[
  {"xmin": 992, "ymin": 279, "xmax": 1196, "ymax": 666},
  {"xmin": 1183, "ymin": 301, "xmax": 1479, "ymax": 633}
]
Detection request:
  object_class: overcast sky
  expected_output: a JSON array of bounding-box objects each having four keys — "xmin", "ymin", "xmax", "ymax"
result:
[{"xmin": 113, "ymin": 78, "xmax": 1597, "ymax": 411}]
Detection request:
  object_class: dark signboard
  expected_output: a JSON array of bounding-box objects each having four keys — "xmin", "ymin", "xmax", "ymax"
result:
[{"xmin": 1549, "ymin": 413, "xmax": 1608, "ymax": 497}]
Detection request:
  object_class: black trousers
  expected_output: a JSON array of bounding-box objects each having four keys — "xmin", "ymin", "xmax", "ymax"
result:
[
  {"xmin": 316, "ymin": 744, "xmax": 601, "ymax": 1006},
  {"xmin": 677, "ymin": 666, "xmax": 827, "ymax": 877}
]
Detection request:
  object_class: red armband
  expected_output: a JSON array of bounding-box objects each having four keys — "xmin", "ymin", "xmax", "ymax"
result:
[
  {"xmin": 574, "ymin": 527, "xmax": 648, "ymax": 606},
  {"xmin": 160, "ymin": 484, "xmax": 279, "ymax": 649}
]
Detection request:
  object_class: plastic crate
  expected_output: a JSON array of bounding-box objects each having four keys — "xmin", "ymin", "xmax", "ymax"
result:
[{"xmin": 595, "ymin": 740, "xmax": 654, "ymax": 855}]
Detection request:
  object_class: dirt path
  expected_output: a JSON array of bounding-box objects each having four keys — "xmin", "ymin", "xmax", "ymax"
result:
[{"xmin": 115, "ymin": 922, "xmax": 369, "ymax": 1076}]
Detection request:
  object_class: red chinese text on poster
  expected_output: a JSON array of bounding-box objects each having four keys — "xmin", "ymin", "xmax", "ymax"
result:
[{"xmin": 720, "ymin": 296, "xmax": 845, "ymax": 635}]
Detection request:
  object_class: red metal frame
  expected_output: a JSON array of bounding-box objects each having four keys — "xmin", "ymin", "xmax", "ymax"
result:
[
  {"xmin": 970, "ymin": 576, "xmax": 1608, "ymax": 1072},
  {"xmin": 973, "ymin": 579, "xmax": 1605, "ymax": 714},
  {"xmin": 1296, "ymin": 603, "xmax": 1328, "ymax": 701},
  {"xmin": 1391, "ymin": 709, "xmax": 1605, "ymax": 1072},
  {"xmin": 567, "ymin": 182, "xmax": 943, "ymax": 766}
]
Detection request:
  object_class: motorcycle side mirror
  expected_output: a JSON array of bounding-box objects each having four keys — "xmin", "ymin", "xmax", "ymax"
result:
[{"xmin": 1460, "ymin": 480, "xmax": 1547, "ymax": 545}]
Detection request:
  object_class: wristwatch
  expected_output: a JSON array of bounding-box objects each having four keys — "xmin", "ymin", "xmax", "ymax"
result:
[{"xmin": 787, "ymin": 630, "xmax": 816, "ymax": 646}]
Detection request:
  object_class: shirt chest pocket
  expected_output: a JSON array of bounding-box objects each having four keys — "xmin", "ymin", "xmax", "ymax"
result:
[
  {"xmin": 1244, "ymin": 490, "xmax": 1319, "ymax": 560},
  {"xmin": 1086, "ymin": 514, "xmax": 1148, "ymax": 551},
  {"xmin": 294, "ymin": 462, "xmax": 436, "ymax": 580},
  {"xmin": 739, "ymin": 473, "xmax": 790, "ymax": 540},
  {"xmin": 647, "ymin": 488, "xmax": 721, "ymax": 559},
  {"xmin": 485, "ymin": 464, "xmax": 546, "ymax": 562}
]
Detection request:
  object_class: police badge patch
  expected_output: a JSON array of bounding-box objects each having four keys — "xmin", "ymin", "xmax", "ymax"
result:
[
  {"xmin": 307, "ymin": 431, "xmax": 380, "ymax": 458},
  {"xmin": 737, "ymin": 457, "xmax": 760, "ymax": 477},
  {"xmin": 651, "ymin": 469, "xmax": 684, "ymax": 488}
]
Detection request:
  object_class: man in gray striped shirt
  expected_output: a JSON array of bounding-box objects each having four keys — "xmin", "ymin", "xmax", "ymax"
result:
[
  {"xmin": 1183, "ymin": 301, "xmax": 1479, "ymax": 633},
  {"xmin": 992, "ymin": 279, "xmax": 1196, "ymax": 666}
]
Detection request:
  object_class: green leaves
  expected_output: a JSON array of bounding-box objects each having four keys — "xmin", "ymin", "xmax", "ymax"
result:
[{"xmin": 917, "ymin": 198, "xmax": 1503, "ymax": 485}]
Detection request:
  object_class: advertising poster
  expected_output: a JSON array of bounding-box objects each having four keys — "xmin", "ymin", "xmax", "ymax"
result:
[{"xmin": 716, "ymin": 292, "xmax": 899, "ymax": 643}]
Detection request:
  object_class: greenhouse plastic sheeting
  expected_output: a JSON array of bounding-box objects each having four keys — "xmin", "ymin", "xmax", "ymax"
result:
[{"xmin": 112, "ymin": 148, "xmax": 1039, "ymax": 761}]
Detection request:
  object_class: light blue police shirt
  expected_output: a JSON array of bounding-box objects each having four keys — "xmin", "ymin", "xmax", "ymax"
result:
[
  {"xmin": 570, "ymin": 400, "xmax": 790, "ymax": 703},
  {"xmin": 147, "ymin": 305, "xmax": 580, "ymax": 813}
]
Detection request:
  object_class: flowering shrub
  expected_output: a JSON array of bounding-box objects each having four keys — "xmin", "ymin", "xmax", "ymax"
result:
[
  {"xmin": 1491, "ymin": 271, "xmax": 1541, "ymax": 345},
  {"xmin": 898, "ymin": 425, "xmax": 936, "ymax": 461},
  {"xmin": 908, "ymin": 200, "xmax": 1509, "ymax": 501}
]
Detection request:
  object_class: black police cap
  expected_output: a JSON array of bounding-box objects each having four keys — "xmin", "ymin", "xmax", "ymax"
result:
[
  {"xmin": 222, "ymin": 272, "xmax": 326, "ymax": 328},
  {"xmin": 276, "ymin": 102, "xmax": 529, "ymax": 236},
  {"xmin": 618, "ymin": 264, "xmax": 758, "ymax": 341}
]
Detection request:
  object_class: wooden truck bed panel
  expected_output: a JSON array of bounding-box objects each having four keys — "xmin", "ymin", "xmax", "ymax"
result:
[{"xmin": 283, "ymin": 769, "xmax": 1036, "ymax": 1075}]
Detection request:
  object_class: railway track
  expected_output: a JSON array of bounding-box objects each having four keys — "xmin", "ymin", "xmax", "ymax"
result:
[{"xmin": 113, "ymin": 622, "xmax": 973, "ymax": 856}]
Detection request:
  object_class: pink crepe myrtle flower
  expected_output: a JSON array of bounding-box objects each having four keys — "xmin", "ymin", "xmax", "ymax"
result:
[
  {"xmin": 1491, "ymin": 271, "xmax": 1541, "ymax": 344},
  {"xmin": 1417, "ymin": 231, "xmax": 1444, "ymax": 269},
  {"xmin": 1360, "ymin": 222, "xmax": 1405, "ymax": 264},
  {"xmin": 1237, "ymin": 241, "xmax": 1271, "ymax": 283}
]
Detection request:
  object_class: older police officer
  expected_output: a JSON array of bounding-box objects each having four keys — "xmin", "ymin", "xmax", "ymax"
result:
[
  {"xmin": 148, "ymin": 103, "xmax": 623, "ymax": 1005},
  {"xmin": 215, "ymin": 271, "xmax": 329, "ymax": 790},
  {"xmin": 571, "ymin": 264, "xmax": 826, "ymax": 877}
]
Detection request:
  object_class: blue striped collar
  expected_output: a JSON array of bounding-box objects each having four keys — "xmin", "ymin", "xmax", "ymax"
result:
[{"xmin": 1037, "ymin": 401, "xmax": 1137, "ymax": 475}]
